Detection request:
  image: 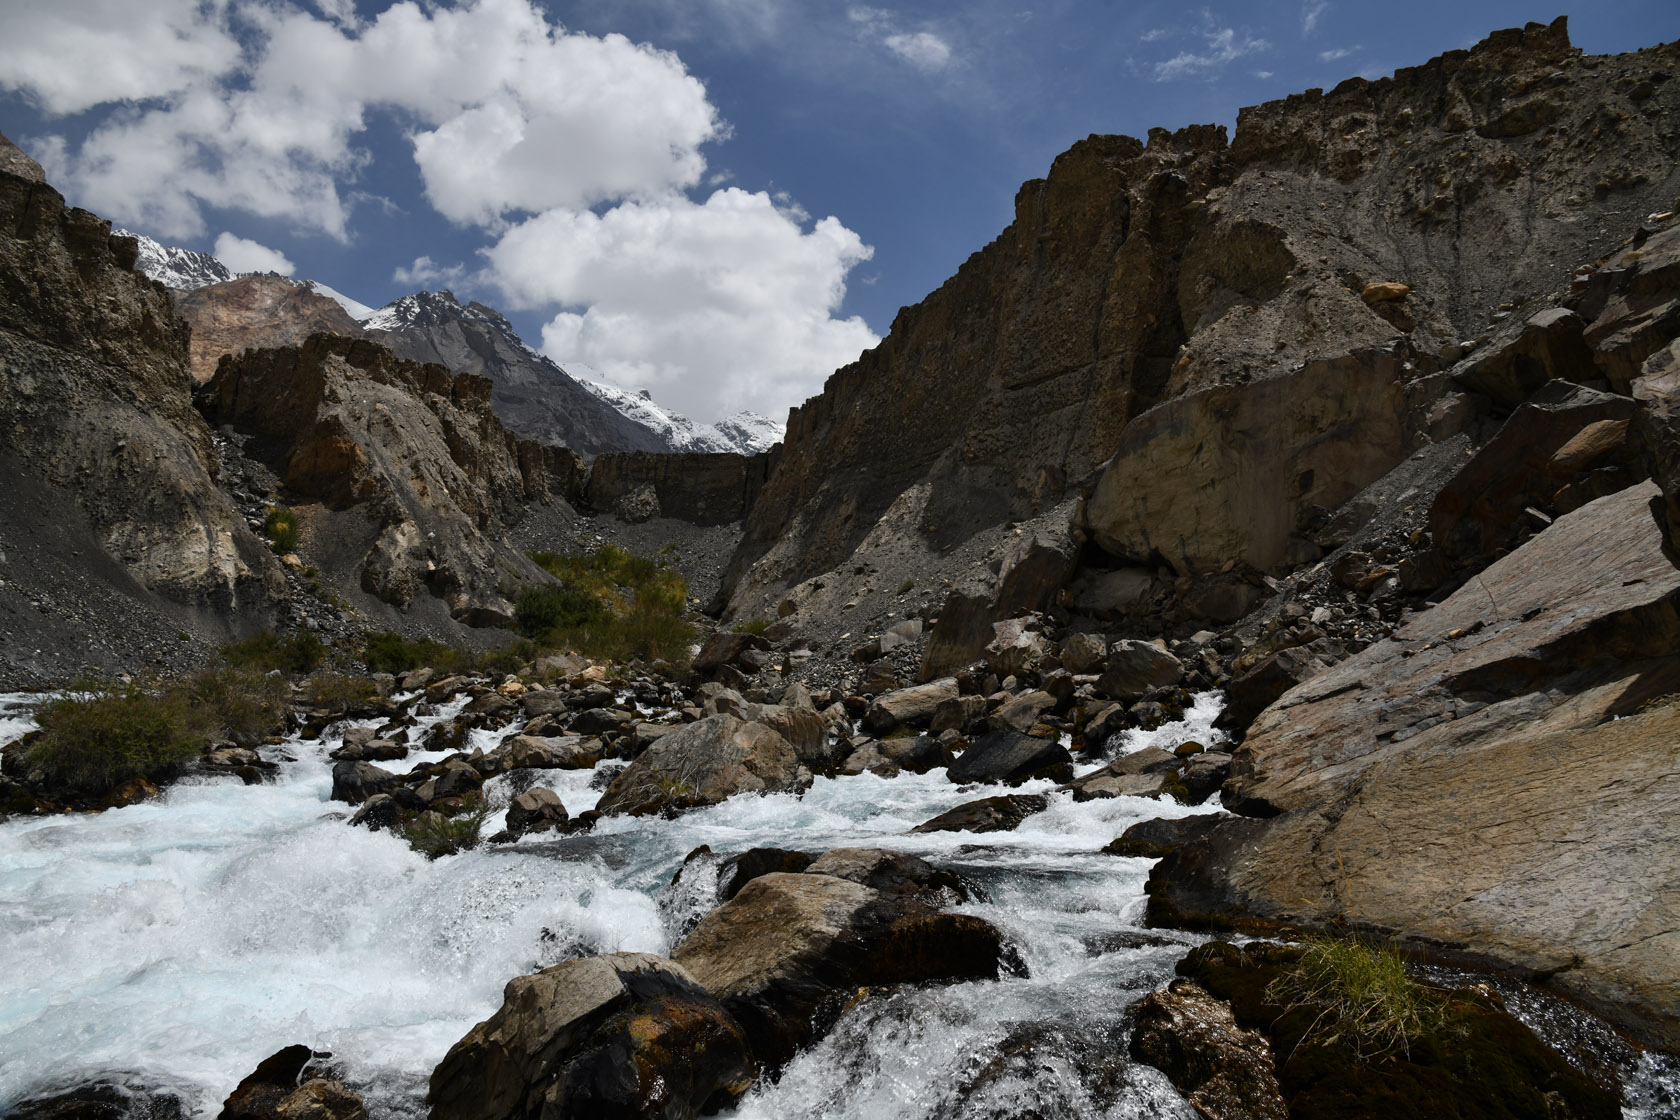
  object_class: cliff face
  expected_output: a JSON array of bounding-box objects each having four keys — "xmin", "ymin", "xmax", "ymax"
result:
[
  {"xmin": 172, "ymin": 275, "xmax": 365, "ymax": 383},
  {"xmin": 204, "ymin": 334, "xmax": 554, "ymax": 626},
  {"xmin": 585, "ymin": 451, "xmax": 771, "ymax": 526},
  {"xmin": 721, "ymin": 19, "xmax": 1680, "ymax": 617},
  {"xmin": 0, "ymin": 150, "xmax": 285, "ymax": 637},
  {"xmin": 366, "ymin": 291, "xmax": 670, "ymax": 459}
]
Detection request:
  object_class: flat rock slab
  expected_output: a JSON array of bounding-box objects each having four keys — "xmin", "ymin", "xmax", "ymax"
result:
[{"xmin": 1157, "ymin": 484, "xmax": 1680, "ymax": 1048}]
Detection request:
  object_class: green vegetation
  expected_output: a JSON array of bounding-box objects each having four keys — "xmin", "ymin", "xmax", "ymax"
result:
[
  {"xmin": 518, "ymin": 545, "xmax": 694, "ymax": 665},
  {"xmin": 363, "ymin": 631, "xmax": 471, "ymax": 676},
  {"xmin": 25, "ymin": 679, "xmax": 201, "ymax": 794},
  {"xmin": 177, "ymin": 666, "xmax": 289, "ymax": 747},
  {"xmin": 897, "ymin": 578, "xmax": 915, "ymax": 595},
  {"xmin": 402, "ymin": 803, "xmax": 492, "ymax": 859},
  {"xmin": 303, "ymin": 670, "xmax": 377, "ymax": 711},
  {"xmin": 220, "ymin": 629, "xmax": 327, "ymax": 675},
  {"xmin": 263, "ymin": 505, "xmax": 300, "ymax": 554},
  {"xmin": 1265, "ymin": 935, "xmax": 1451, "ymax": 1059},
  {"xmin": 731, "ymin": 616, "xmax": 772, "ymax": 637}
]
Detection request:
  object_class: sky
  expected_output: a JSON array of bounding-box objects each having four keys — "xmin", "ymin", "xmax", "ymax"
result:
[{"xmin": 1, "ymin": 2, "xmax": 1676, "ymax": 423}]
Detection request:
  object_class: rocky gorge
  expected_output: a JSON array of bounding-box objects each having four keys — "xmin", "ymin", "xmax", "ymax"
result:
[{"xmin": 2, "ymin": 15, "xmax": 1680, "ymax": 1120}]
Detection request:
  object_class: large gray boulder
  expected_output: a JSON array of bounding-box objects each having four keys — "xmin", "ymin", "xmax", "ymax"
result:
[
  {"xmin": 427, "ymin": 953, "xmax": 753, "ymax": 1120},
  {"xmin": 861, "ymin": 678, "xmax": 959, "ymax": 735},
  {"xmin": 594, "ymin": 714, "xmax": 807, "ymax": 817},
  {"xmin": 947, "ymin": 731, "xmax": 1073, "ymax": 786}
]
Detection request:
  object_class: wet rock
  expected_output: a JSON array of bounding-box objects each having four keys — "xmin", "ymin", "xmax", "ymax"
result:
[
  {"xmin": 273, "ymin": 1081, "xmax": 366, "ymax": 1120},
  {"xmin": 1178, "ymin": 751, "xmax": 1233, "ymax": 804},
  {"xmin": 329, "ymin": 761, "xmax": 401, "ymax": 805},
  {"xmin": 349, "ymin": 793, "xmax": 402, "ymax": 832},
  {"xmin": 1096, "ymin": 641, "xmax": 1183, "ymax": 702},
  {"xmin": 986, "ymin": 690, "xmax": 1057, "ymax": 734},
  {"xmin": 568, "ymin": 707, "xmax": 633, "ymax": 736},
  {"xmin": 718, "ymin": 847, "xmax": 815, "ymax": 901},
  {"xmin": 861, "ymin": 677, "xmax": 959, "ymax": 735},
  {"xmin": 1066, "ymin": 746, "xmax": 1179, "ymax": 801},
  {"xmin": 219, "ymin": 1046, "xmax": 333, "ymax": 1120},
  {"xmin": 8, "ymin": 1078, "xmax": 189, "ymax": 1120},
  {"xmin": 947, "ymin": 730, "xmax": 1073, "ymax": 786},
  {"xmin": 496, "ymin": 734, "xmax": 601, "ymax": 771},
  {"xmin": 428, "ymin": 952, "xmax": 753, "ymax": 1120},
  {"xmin": 505, "ymin": 788, "xmax": 568, "ymax": 838},
  {"xmin": 1131, "ymin": 979, "xmax": 1288, "ymax": 1120},
  {"xmin": 594, "ymin": 714, "xmax": 807, "ymax": 817},
  {"xmin": 911, "ymin": 793, "xmax": 1050, "ymax": 834}
]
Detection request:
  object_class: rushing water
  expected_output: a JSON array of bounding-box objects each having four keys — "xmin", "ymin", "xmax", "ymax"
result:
[{"xmin": 1, "ymin": 690, "xmax": 1672, "ymax": 1119}]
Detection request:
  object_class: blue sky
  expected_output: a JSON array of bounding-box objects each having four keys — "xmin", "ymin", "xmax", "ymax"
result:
[{"xmin": 1, "ymin": 1, "xmax": 1676, "ymax": 421}]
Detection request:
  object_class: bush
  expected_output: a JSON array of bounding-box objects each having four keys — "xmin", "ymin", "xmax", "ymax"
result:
[
  {"xmin": 220, "ymin": 630, "xmax": 326, "ymax": 675},
  {"xmin": 363, "ymin": 631, "xmax": 473, "ymax": 676},
  {"xmin": 1265, "ymin": 935, "xmax": 1450, "ymax": 1059},
  {"xmin": 264, "ymin": 505, "xmax": 300, "ymax": 554},
  {"xmin": 515, "ymin": 583, "xmax": 609, "ymax": 636},
  {"xmin": 731, "ymin": 617, "xmax": 772, "ymax": 637},
  {"xmin": 178, "ymin": 666, "xmax": 289, "ymax": 746},
  {"xmin": 303, "ymin": 670, "xmax": 377, "ymax": 712},
  {"xmin": 402, "ymin": 803, "xmax": 492, "ymax": 859},
  {"xmin": 518, "ymin": 546, "xmax": 693, "ymax": 665},
  {"xmin": 26, "ymin": 679, "xmax": 201, "ymax": 794}
]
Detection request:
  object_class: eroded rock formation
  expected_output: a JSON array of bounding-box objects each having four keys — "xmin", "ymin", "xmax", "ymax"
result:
[{"xmin": 173, "ymin": 275, "xmax": 365, "ymax": 384}]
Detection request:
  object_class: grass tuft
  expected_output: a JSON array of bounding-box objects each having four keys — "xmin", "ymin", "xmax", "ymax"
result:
[
  {"xmin": 220, "ymin": 630, "xmax": 326, "ymax": 675},
  {"xmin": 26, "ymin": 679, "xmax": 201, "ymax": 795},
  {"xmin": 1265, "ymin": 935, "xmax": 1452, "ymax": 1059},
  {"xmin": 402, "ymin": 803, "xmax": 492, "ymax": 859},
  {"xmin": 264, "ymin": 505, "xmax": 300, "ymax": 554}
]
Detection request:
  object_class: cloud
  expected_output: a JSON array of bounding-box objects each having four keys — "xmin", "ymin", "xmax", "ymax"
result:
[
  {"xmin": 483, "ymin": 187, "xmax": 878, "ymax": 419},
  {"xmin": 1151, "ymin": 25, "xmax": 1269, "ymax": 81},
  {"xmin": 883, "ymin": 31, "xmax": 952, "ymax": 71},
  {"xmin": 1318, "ymin": 45, "xmax": 1359, "ymax": 62},
  {"xmin": 6, "ymin": 0, "xmax": 721, "ymax": 239},
  {"xmin": 0, "ymin": 0, "xmax": 242, "ymax": 115},
  {"xmin": 1140, "ymin": 28, "xmax": 1172, "ymax": 43},
  {"xmin": 1302, "ymin": 0, "xmax": 1330, "ymax": 35},
  {"xmin": 213, "ymin": 232, "xmax": 296, "ymax": 276},
  {"xmin": 392, "ymin": 255, "xmax": 466, "ymax": 288}
]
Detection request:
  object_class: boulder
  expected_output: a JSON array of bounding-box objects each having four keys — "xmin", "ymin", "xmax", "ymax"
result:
[
  {"xmin": 1067, "ymin": 746, "xmax": 1179, "ymax": 801},
  {"xmin": 329, "ymin": 761, "xmax": 401, "ymax": 805},
  {"xmin": 861, "ymin": 677, "xmax": 958, "ymax": 735},
  {"xmin": 505, "ymin": 788, "xmax": 568, "ymax": 838},
  {"xmin": 716, "ymin": 847, "xmax": 815, "ymax": 901},
  {"xmin": 1214, "ymin": 646, "xmax": 1331, "ymax": 738},
  {"xmin": 1450, "ymin": 306, "xmax": 1595, "ymax": 407},
  {"xmin": 1058, "ymin": 632, "xmax": 1108, "ymax": 674},
  {"xmin": 917, "ymin": 525, "xmax": 1078, "ymax": 682},
  {"xmin": 427, "ymin": 953, "xmax": 753, "ymax": 1120},
  {"xmin": 1096, "ymin": 640, "xmax": 1184, "ymax": 702},
  {"xmin": 693, "ymin": 631, "xmax": 772, "ymax": 675},
  {"xmin": 1103, "ymin": 815, "xmax": 1228, "ymax": 859},
  {"xmin": 1129, "ymin": 979, "xmax": 1288, "ymax": 1120},
  {"xmin": 983, "ymin": 618, "xmax": 1049, "ymax": 680},
  {"xmin": 911, "ymin": 794, "xmax": 1050, "ymax": 834},
  {"xmin": 947, "ymin": 731, "xmax": 1073, "ymax": 786},
  {"xmin": 929, "ymin": 694, "xmax": 987, "ymax": 735},
  {"xmin": 986, "ymin": 690, "xmax": 1057, "ymax": 734},
  {"xmin": 594, "ymin": 715, "xmax": 807, "ymax": 817},
  {"xmin": 496, "ymin": 735, "xmax": 601, "ymax": 771},
  {"xmin": 1152, "ymin": 484, "xmax": 1680, "ymax": 1049},
  {"xmin": 1073, "ymin": 568, "xmax": 1156, "ymax": 618},
  {"xmin": 672, "ymin": 859, "xmax": 1011, "ymax": 1068}
]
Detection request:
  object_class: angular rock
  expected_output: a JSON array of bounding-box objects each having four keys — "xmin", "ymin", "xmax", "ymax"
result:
[
  {"xmin": 329, "ymin": 761, "xmax": 401, "ymax": 805},
  {"xmin": 911, "ymin": 794, "xmax": 1050, "ymax": 834},
  {"xmin": 1103, "ymin": 814, "xmax": 1228, "ymax": 859},
  {"xmin": 1058, "ymin": 632, "xmax": 1108, "ymax": 674},
  {"xmin": 1067, "ymin": 746, "xmax": 1179, "ymax": 801},
  {"xmin": 983, "ymin": 618, "xmax": 1049, "ymax": 681},
  {"xmin": 1096, "ymin": 640, "xmax": 1184, "ymax": 702},
  {"xmin": 693, "ymin": 631, "xmax": 772, "ymax": 675},
  {"xmin": 717, "ymin": 847, "xmax": 815, "ymax": 902},
  {"xmin": 1214, "ymin": 646, "xmax": 1331, "ymax": 738},
  {"xmin": 595, "ymin": 715, "xmax": 807, "ymax": 817},
  {"xmin": 986, "ymin": 690, "xmax": 1057, "ymax": 734},
  {"xmin": 860, "ymin": 678, "xmax": 959, "ymax": 736},
  {"xmin": 1450, "ymin": 306, "xmax": 1595, "ymax": 407},
  {"xmin": 947, "ymin": 731, "xmax": 1073, "ymax": 786},
  {"xmin": 1129, "ymin": 979, "xmax": 1288, "ymax": 1120},
  {"xmin": 496, "ymin": 735, "xmax": 601, "ymax": 772},
  {"xmin": 427, "ymin": 952, "xmax": 753, "ymax": 1120},
  {"xmin": 505, "ymin": 788, "xmax": 568, "ymax": 838}
]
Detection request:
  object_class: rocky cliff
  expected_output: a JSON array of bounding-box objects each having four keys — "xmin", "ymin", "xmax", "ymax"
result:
[
  {"xmin": 0, "ymin": 135, "xmax": 286, "ymax": 685},
  {"xmin": 584, "ymin": 451, "xmax": 771, "ymax": 526},
  {"xmin": 720, "ymin": 19, "xmax": 1680, "ymax": 621},
  {"xmin": 365, "ymin": 290, "xmax": 670, "ymax": 459},
  {"xmin": 172, "ymin": 275, "xmax": 366, "ymax": 383},
  {"xmin": 202, "ymin": 333, "xmax": 555, "ymax": 628}
]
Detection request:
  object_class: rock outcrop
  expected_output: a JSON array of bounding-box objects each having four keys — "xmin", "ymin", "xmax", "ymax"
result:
[
  {"xmin": 202, "ymin": 333, "xmax": 553, "ymax": 626},
  {"xmin": 173, "ymin": 275, "xmax": 365, "ymax": 383},
  {"xmin": 0, "ymin": 139, "xmax": 286, "ymax": 684},
  {"xmin": 593, "ymin": 714, "xmax": 808, "ymax": 816},
  {"xmin": 584, "ymin": 450, "xmax": 769, "ymax": 526},
  {"xmin": 719, "ymin": 19, "xmax": 1680, "ymax": 622},
  {"xmin": 1149, "ymin": 483, "xmax": 1680, "ymax": 1048}
]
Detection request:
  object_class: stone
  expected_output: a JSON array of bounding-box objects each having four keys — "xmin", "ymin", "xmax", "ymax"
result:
[
  {"xmin": 568, "ymin": 707, "xmax": 633, "ymax": 736},
  {"xmin": 693, "ymin": 631, "xmax": 772, "ymax": 675},
  {"xmin": 1130, "ymin": 979, "xmax": 1288, "ymax": 1120},
  {"xmin": 947, "ymin": 730, "xmax": 1073, "ymax": 786},
  {"xmin": 427, "ymin": 953, "xmax": 753, "ymax": 1120},
  {"xmin": 594, "ymin": 715, "xmax": 807, "ymax": 817},
  {"xmin": 1067, "ymin": 746, "xmax": 1180, "ymax": 801},
  {"xmin": 496, "ymin": 735, "xmax": 600, "ymax": 771},
  {"xmin": 505, "ymin": 788, "xmax": 568, "ymax": 838},
  {"xmin": 861, "ymin": 677, "xmax": 959, "ymax": 736},
  {"xmin": 983, "ymin": 617, "xmax": 1049, "ymax": 681},
  {"xmin": 1214, "ymin": 646, "xmax": 1331, "ymax": 738},
  {"xmin": 1359, "ymin": 280, "xmax": 1411, "ymax": 304},
  {"xmin": 911, "ymin": 794, "xmax": 1050, "ymax": 834},
  {"xmin": 1450, "ymin": 307, "xmax": 1596, "ymax": 408},
  {"xmin": 1073, "ymin": 568, "xmax": 1156, "ymax": 617},
  {"xmin": 1096, "ymin": 640, "xmax": 1183, "ymax": 702},
  {"xmin": 1057, "ymin": 632, "xmax": 1108, "ymax": 674},
  {"xmin": 273, "ymin": 1081, "xmax": 366, "ymax": 1120},
  {"xmin": 717, "ymin": 848, "xmax": 815, "ymax": 901},
  {"xmin": 986, "ymin": 690, "xmax": 1057, "ymax": 734},
  {"xmin": 750, "ymin": 703, "xmax": 832, "ymax": 772},
  {"xmin": 915, "ymin": 525, "xmax": 1079, "ymax": 682},
  {"xmin": 928, "ymin": 694, "xmax": 987, "ymax": 735},
  {"xmin": 1103, "ymin": 814, "xmax": 1228, "ymax": 859},
  {"xmin": 329, "ymin": 761, "xmax": 401, "ymax": 805},
  {"xmin": 1152, "ymin": 484, "xmax": 1680, "ymax": 1049},
  {"xmin": 1179, "ymin": 751, "xmax": 1233, "ymax": 805}
]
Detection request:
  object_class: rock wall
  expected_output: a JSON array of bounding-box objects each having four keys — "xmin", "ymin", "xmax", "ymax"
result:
[
  {"xmin": 584, "ymin": 450, "xmax": 770, "ymax": 526},
  {"xmin": 172, "ymin": 275, "xmax": 365, "ymax": 384},
  {"xmin": 720, "ymin": 19, "xmax": 1680, "ymax": 618},
  {"xmin": 203, "ymin": 333, "xmax": 554, "ymax": 625},
  {"xmin": 0, "ymin": 150, "xmax": 285, "ymax": 621}
]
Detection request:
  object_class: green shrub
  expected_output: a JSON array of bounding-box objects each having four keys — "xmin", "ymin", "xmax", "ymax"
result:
[
  {"xmin": 26, "ymin": 679, "xmax": 201, "ymax": 794},
  {"xmin": 178, "ymin": 666, "xmax": 289, "ymax": 746},
  {"xmin": 303, "ymin": 670, "xmax": 377, "ymax": 711},
  {"xmin": 1265, "ymin": 935, "xmax": 1451, "ymax": 1059},
  {"xmin": 731, "ymin": 616, "xmax": 772, "ymax": 637},
  {"xmin": 363, "ymin": 631, "xmax": 472, "ymax": 676},
  {"xmin": 516, "ymin": 582, "xmax": 609, "ymax": 636},
  {"xmin": 402, "ymin": 803, "xmax": 492, "ymax": 859},
  {"xmin": 263, "ymin": 505, "xmax": 300, "ymax": 554},
  {"xmin": 220, "ymin": 630, "xmax": 326, "ymax": 675},
  {"xmin": 518, "ymin": 546, "xmax": 693, "ymax": 665}
]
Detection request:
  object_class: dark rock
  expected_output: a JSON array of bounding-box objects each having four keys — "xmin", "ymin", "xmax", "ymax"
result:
[
  {"xmin": 1104, "ymin": 814, "xmax": 1229, "ymax": 859},
  {"xmin": 568, "ymin": 707, "xmax": 633, "ymax": 736},
  {"xmin": 594, "ymin": 714, "xmax": 806, "ymax": 817},
  {"xmin": 1130, "ymin": 978, "xmax": 1288, "ymax": 1120},
  {"xmin": 911, "ymin": 793, "xmax": 1050, "ymax": 834},
  {"xmin": 1096, "ymin": 640, "xmax": 1184, "ymax": 702},
  {"xmin": 505, "ymin": 788, "xmax": 568, "ymax": 838},
  {"xmin": 1180, "ymin": 751, "xmax": 1233, "ymax": 804},
  {"xmin": 329, "ymin": 761, "xmax": 400, "ymax": 805},
  {"xmin": 947, "ymin": 730, "xmax": 1074, "ymax": 786},
  {"xmin": 718, "ymin": 847, "xmax": 815, "ymax": 901},
  {"xmin": 693, "ymin": 631, "xmax": 772, "ymax": 675},
  {"xmin": 1214, "ymin": 646, "xmax": 1330, "ymax": 737},
  {"xmin": 8, "ymin": 1078, "xmax": 188, "ymax": 1120}
]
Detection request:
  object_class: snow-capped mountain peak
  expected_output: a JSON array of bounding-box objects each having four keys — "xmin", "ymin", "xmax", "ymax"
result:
[
  {"xmin": 302, "ymin": 280, "xmax": 375, "ymax": 321},
  {"xmin": 576, "ymin": 374, "xmax": 784, "ymax": 455},
  {"xmin": 117, "ymin": 229, "xmax": 233, "ymax": 290}
]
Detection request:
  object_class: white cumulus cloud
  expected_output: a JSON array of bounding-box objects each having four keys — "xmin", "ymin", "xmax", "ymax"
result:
[
  {"xmin": 884, "ymin": 31, "xmax": 952, "ymax": 71},
  {"xmin": 484, "ymin": 188, "xmax": 878, "ymax": 420},
  {"xmin": 213, "ymin": 232, "xmax": 296, "ymax": 276},
  {"xmin": 393, "ymin": 256, "xmax": 466, "ymax": 289}
]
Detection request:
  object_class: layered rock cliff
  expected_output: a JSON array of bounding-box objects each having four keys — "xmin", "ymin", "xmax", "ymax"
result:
[
  {"xmin": 172, "ymin": 275, "xmax": 365, "ymax": 383},
  {"xmin": 721, "ymin": 18, "xmax": 1680, "ymax": 619}
]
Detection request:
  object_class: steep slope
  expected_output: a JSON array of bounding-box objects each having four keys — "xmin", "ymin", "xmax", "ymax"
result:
[
  {"xmin": 720, "ymin": 19, "xmax": 1680, "ymax": 621},
  {"xmin": 365, "ymin": 291, "xmax": 670, "ymax": 458},
  {"xmin": 172, "ymin": 275, "xmax": 366, "ymax": 383},
  {"xmin": 577, "ymin": 376, "xmax": 784, "ymax": 454},
  {"xmin": 0, "ymin": 135, "xmax": 286, "ymax": 685},
  {"xmin": 117, "ymin": 229, "xmax": 234, "ymax": 290}
]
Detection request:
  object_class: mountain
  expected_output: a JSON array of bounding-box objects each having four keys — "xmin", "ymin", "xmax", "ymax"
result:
[
  {"xmin": 117, "ymin": 229, "xmax": 234, "ymax": 290},
  {"xmin": 171, "ymin": 275, "xmax": 366, "ymax": 382},
  {"xmin": 302, "ymin": 279, "xmax": 376, "ymax": 320},
  {"xmin": 362, "ymin": 290, "xmax": 671, "ymax": 459},
  {"xmin": 575, "ymin": 373, "xmax": 783, "ymax": 454}
]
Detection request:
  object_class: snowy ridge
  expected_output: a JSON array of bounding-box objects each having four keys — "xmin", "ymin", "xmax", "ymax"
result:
[
  {"xmin": 577, "ymin": 376, "xmax": 783, "ymax": 455},
  {"xmin": 118, "ymin": 229, "xmax": 233, "ymax": 290},
  {"xmin": 303, "ymin": 280, "xmax": 375, "ymax": 321},
  {"xmin": 362, "ymin": 290, "xmax": 494, "ymax": 334}
]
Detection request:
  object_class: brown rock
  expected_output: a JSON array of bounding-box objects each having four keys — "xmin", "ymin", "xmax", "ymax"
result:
[
  {"xmin": 861, "ymin": 677, "xmax": 959, "ymax": 735},
  {"xmin": 594, "ymin": 715, "xmax": 807, "ymax": 817},
  {"xmin": 1130, "ymin": 979, "xmax": 1288, "ymax": 1120},
  {"xmin": 1360, "ymin": 281, "xmax": 1411, "ymax": 304},
  {"xmin": 173, "ymin": 275, "xmax": 364, "ymax": 384}
]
